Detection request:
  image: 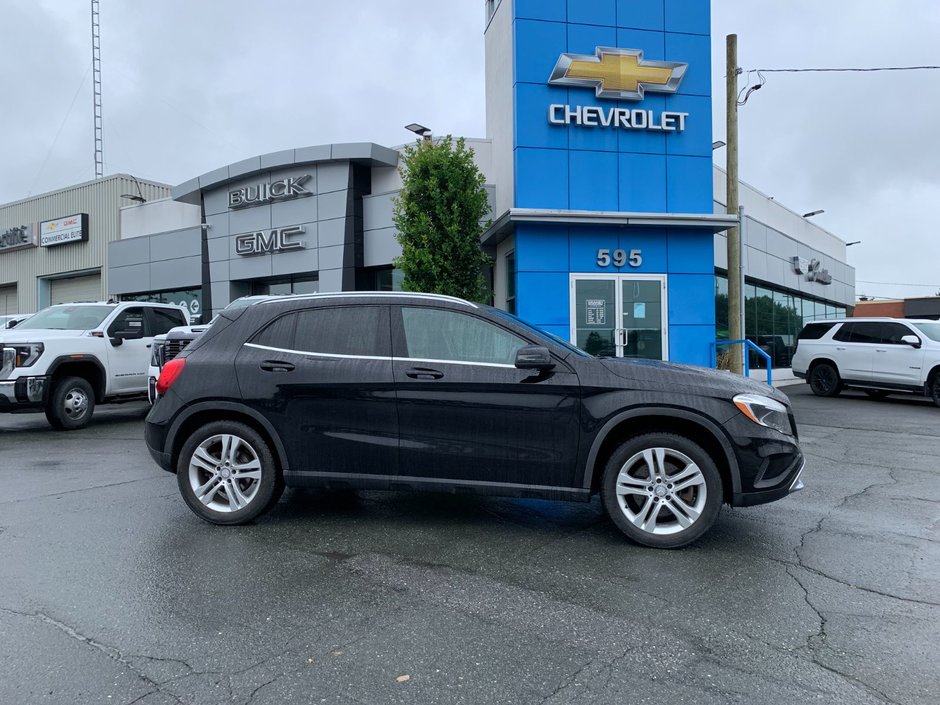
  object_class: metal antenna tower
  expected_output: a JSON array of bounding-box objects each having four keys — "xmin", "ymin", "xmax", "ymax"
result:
[{"xmin": 91, "ymin": 0, "xmax": 103, "ymax": 178}]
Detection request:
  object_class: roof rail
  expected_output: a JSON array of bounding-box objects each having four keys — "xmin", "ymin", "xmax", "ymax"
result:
[{"xmin": 256, "ymin": 291, "xmax": 479, "ymax": 309}]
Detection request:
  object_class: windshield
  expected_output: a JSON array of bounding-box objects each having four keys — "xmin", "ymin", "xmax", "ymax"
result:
[
  {"xmin": 14, "ymin": 305, "xmax": 114, "ymax": 331},
  {"xmin": 911, "ymin": 322, "xmax": 940, "ymax": 342},
  {"xmin": 488, "ymin": 308, "xmax": 591, "ymax": 357}
]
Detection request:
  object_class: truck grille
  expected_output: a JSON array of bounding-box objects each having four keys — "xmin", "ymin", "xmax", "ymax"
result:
[{"xmin": 164, "ymin": 338, "xmax": 193, "ymax": 361}]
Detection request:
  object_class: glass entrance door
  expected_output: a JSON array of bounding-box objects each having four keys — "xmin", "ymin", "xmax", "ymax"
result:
[{"xmin": 571, "ymin": 274, "xmax": 668, "ymax": 360}]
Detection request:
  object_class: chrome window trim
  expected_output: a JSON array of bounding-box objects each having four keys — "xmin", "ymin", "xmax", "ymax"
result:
[{"xmin": 243, "ymin": 343, "xmax": 516, "ymax": 369}]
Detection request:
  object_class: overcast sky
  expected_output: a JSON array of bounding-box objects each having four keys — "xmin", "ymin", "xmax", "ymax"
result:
[{"xmin": 2, "ymin": 0, "xmax": 938, "ymax": 300}]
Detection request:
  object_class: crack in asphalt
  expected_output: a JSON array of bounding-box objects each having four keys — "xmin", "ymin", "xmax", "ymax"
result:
[
  {"xmin": 0, "ymin": 477, "xmax": 159, "ymax": 506},
  {"xmin": 0, "ymin": 606, "xmax": 186, "ymax": 705}
]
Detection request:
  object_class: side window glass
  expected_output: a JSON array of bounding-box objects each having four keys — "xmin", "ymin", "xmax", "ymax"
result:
[
  {"xmin": 798, "ymin": 322, "xmax": 836, "ymax": 340},
  {"xmin": 293, "ymin": 306, "xmax": 389, "ymax": 356},
  {"xmin": 108, "ymin": 307, "xmax": 148, "ymax": 337},
  {"xmin": 149, "ymin": 308, "xmax": 186, "ymax": 336},
  {"xmin": 881, "ymin": 323, "xmax": 913, "ymax": 345},
  {"xmin": 251, "ymin": 313, "xmax": 298, "ymax": 349},
  {"xmin": 401, "ymin": 307, "xmax": 527, "ymax": 365},
  {"xmin": 832, "ymin": 324, "xmax": 854, "ymax": 343},
  {"xmin": 850, "ymin": 323, "xmax": 884, "ymax": 344}
]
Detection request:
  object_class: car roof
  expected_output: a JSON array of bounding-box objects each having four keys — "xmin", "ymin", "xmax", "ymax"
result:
[
  {"xmin": 807, "ymin": 317, "xmax": 933, "ymax": 324},
  {"xmin": 254, "ymin": 291, "xmax": 478, "ymax": 309}
]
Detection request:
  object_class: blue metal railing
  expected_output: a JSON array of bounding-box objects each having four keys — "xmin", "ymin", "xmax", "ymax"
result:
[{"xmin": 710, "ymin": 339, "xmax": 773, "ymax": 386}]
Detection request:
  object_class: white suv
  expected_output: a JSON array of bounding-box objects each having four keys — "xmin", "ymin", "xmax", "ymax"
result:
[
  {"xmin": 0, "ymin": 301, "xmax": 189, "ymax": 429},
  {"xmin": 791, "ymin": 318, "xmax": 940, "ymax": 406}
]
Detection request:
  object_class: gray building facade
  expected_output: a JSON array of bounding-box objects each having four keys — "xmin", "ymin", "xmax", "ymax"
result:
[{"xmin": 109, "ymin": 144, "xmax": 399, "ymax": 319}]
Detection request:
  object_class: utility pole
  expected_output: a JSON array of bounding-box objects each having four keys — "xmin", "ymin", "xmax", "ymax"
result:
[
  {"xmin": 91, "ymin": 0, "xmax": 103, "ymax": 179},
  {"xmin": 726, "ymin": 34, "xmax": 743, "ymax": 374}
]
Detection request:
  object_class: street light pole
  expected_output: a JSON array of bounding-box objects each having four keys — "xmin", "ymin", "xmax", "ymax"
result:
[{"xmin": 726, "ymin": 34, "xmax": 744, "ymax": 374}]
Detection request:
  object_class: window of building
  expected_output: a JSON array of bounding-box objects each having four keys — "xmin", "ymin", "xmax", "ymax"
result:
[
  {"xmin": 123, "ymin": 288, "xmax": 202, "ymax": 322},
  {"xmin": 401, "ymin": 307, "xmax": 526, "ymax": 365},
  {"xmin": 373, "ymin": 268, "xmax": 404, "ymax": 292},
  {"xmin": 249, "ymin": 275, "xmax": 318, "ymax": 296},
  {"xmin": 505, "ymin": 251, "xmax": 516, "ymax": 315}
]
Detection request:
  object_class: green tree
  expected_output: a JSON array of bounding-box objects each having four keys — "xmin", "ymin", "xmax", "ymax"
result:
[{"xmin": 393, "ymin": 136, "xmax": 492, "ymax": 303}]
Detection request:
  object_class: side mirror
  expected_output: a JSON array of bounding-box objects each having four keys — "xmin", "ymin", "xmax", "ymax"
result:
[
  {"xmin": 110, "ymin": 328, "xmax": 144, "ymax": 346},
  {"xmin": 515, "ymin": 345, "xmax": 555, "ymax": 370},
  {"xmin": 901, "ymin": 334, "xmax": 922, "ymax": 349}
]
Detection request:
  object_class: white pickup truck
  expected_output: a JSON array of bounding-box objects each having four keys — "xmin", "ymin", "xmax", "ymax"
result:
[{"xmin": 0, "ymin": 301, "xmax": 189, "ymax": 429}]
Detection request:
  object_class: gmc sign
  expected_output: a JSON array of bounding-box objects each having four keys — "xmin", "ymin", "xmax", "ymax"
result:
[{"xmin": 234, "ymin": 225, "xmax": 305, "ymax": 256}]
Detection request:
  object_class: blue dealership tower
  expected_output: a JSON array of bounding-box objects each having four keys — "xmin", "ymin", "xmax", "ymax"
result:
[{"xmin": 483, "ymin": 0, "xmax": 735, "ymax": 366}]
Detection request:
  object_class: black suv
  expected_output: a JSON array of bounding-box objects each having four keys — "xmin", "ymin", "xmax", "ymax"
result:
[{"xmin": 145, "ymin": 293, "xmax": 804, "ymax": 548}]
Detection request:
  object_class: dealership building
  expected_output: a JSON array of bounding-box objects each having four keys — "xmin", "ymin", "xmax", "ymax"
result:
[{"xmin": 0, "ymin": 0, "xmax": 854, "ymax": 369}]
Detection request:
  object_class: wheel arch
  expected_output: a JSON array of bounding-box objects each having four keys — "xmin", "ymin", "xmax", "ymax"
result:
[
  {"xmin": 807, "ymin": 357, "xmax": 839, "ymax": 375},
  {"xmin": 926, "ymin": 364, "xmax": 940, "ymax": 395},
  {"xmin": 166, "ymin": 402, "xmax": 290, "ymax": 475},
  {"xmin": 582, "ymin": 408, "xmax": 741, "ymax": 504},
  {"xmin": 47, "ymin": 355, "xmax": 107, "ymax": 401}
]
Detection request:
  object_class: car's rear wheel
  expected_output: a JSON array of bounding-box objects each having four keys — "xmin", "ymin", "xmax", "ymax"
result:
[
  {"xmin": 809, "ymin": 362, "xmax": 842, "ymax": 397},
  {"xmin": 177, "ymin": 421, "xmax": 282, "ymax": 525},
  {"xmin": 930, "ymin": 375, "xmax": 940, "ymax": 408},
  {"xmin": 601, "ymin": 433, "xmax": 723, "ymax": 549},
  {"xmin": 45, "ymin": 376, "xmax": 95, "ymax": 430},
  {"xmin": 864, "ymin": 390, "xmax": 890, "ymax": 400}
]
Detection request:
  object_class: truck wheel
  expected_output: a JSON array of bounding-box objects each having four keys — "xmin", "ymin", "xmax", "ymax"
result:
[
  {"xmin": 809, "ymin": 362, "xmax": 842, "ymax": 397},
  {"xmin": 45, "ymin": 377, "xmax": 95, "ymax": 430}
]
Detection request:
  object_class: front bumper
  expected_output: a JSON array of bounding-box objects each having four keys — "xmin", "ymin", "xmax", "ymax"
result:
[{"xmin": 0, "ymin": 375, "xmax": 49, "ymax": 411}]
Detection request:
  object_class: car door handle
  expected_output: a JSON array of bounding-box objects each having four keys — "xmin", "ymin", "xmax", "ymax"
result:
[
  {"xmin": 835, "ymin": 346, "xmax": 846, "ymax": 351},
  {"xmin": 405, "ymin": 367, "xmax": 444, "ymax": 380},
  {"xmin": 875, "ymin": 349, "xmax": 887, "ymax": 353},
  {"xmin": 260, "ymin": 360, "xmax": 295, "ymax": 372}
]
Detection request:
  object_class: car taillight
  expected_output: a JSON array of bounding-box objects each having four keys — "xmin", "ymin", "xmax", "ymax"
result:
[{"xmin": 155, "ymin": 358, "xmax": 186, "ymax": 395}]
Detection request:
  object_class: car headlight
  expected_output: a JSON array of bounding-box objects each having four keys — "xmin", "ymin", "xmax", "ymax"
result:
[
  {"xmin": 12, "ymin": 343, "xmax": 44, "ymax": 367},
  {"xmin": 150, "ymin": 342, "xmax": 165, "ymax": 368},
  {"xmin": 733, "ymin": 393, "xmax": 793, "ymax": 435}
]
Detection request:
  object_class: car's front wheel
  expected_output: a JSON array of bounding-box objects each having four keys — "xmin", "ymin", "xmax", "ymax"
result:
[
  {"xmin": 45, "ymin": 376, "xmax": 95, "ymax": 430},
  {"xmin": 177, "ymin": 421, "xmax": 283, "ymax": 525},
  {"xmin": 809, "ymin": 362, "xmax": 842, "ymax": 397},
  {"xmin": 601, "ymin": 433, "xmax": 723, "ymax": 549}
]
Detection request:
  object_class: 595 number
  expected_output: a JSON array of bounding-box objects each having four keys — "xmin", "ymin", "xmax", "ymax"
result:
[{"xmin": 597, "ymin": 248, "xmax": 643, "ymax": 268}]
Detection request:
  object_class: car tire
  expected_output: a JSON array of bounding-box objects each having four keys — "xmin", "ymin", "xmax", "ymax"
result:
[
  {"xmin": 601, "ymin": 433, "xmax": 723, "ymax": 549},
  {"xmin": 809, "ymin": 362, "xmax": 842, "ymax": 397},
  {"xmin": 45, "ymin": 376, "xmax": 95, "ymax": 430},
  {"xmin": 177, "ymin": 421, "xmax": 281, "ymax": 525},
  {"xmin": 864, "ymin": 390, "xmax": 890, "ymax": 400},
  {"xmin": 930, "ymin": 376, "xmax": 940, "ymax": 408}
]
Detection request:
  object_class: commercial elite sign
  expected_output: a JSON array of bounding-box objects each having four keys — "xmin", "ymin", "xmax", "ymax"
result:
[
  {"xmin": 547, "ymin": 47, "xmax": 689, "ymax": 132},
  {"xmin": 40, "ymin": 214, "xmax": 89, "ymax": 247}
]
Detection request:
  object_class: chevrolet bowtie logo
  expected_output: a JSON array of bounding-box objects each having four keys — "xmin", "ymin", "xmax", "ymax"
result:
[{"xmin": 549, "ymin": 47, "xmax": 687, "ymax": 100}]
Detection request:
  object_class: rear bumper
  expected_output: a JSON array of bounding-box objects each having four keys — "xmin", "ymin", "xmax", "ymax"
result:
[
  {"xmin": 0, "ymin": 376, "xmax": 49, "ymax": 411},
  {"xmin": 144, "ymin": 418, "xmax": 174, "ymax": 473}
]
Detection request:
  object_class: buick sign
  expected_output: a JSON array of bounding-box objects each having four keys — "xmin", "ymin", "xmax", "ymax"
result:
[{"xmin": 229, "ymin": 175, "xmax": 312, "ymax": 209}]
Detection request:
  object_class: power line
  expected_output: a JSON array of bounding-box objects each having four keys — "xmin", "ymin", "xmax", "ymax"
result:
[
  {"xmin": 27, "ymin": 62, "xmax": 93, "ymax": 197},
  {"xmin": 857, "ymin": 280, "xmax": 939, "ymax": 288},
  {"xmin": 751, "ymin": 65, "xmax": 940, "ymax": 73}
]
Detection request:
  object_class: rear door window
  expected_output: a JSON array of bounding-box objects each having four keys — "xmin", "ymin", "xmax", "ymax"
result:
[
  {"xmin": 835, "ymin": 322, "xmax": 892, "ymax": 344},
  {"xmin": 798, "ymin": 322, "xmax": 837, "ymax": 340},
  {"xmin": 149, "ymin": 308, "xmax": 187, "ymax": 335},
  {"xmin": 251, "ymin": 306, "xmax": 390, "ymax": 357}
]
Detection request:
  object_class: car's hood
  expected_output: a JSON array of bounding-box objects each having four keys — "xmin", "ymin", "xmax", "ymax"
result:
[
  {"xmin": 599, "ymin": 357, "xmax": 791, "ymax": 405},
  {"xmin": 0, "ymin": 329, "xmax": 93, "ymax": 343}
]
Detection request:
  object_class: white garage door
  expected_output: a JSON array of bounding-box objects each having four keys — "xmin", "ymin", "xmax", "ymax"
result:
[
  {"xmin": 0, "ymin": 284, "xmax": 17, "ymax": 314},
  {"xmin": 50, "ymin": 274, "xmax": 102, "ymax": 304}
]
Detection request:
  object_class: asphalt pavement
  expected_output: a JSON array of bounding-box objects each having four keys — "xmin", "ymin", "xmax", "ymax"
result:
[{"xmin": 0, "ymin": 385, "xmax": 937, "ymax": 705}]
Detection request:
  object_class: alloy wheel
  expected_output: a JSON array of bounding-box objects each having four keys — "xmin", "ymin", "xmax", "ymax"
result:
[
  {"xmin": 614, "ymin": 447, "xmax": 707, "ymax": 536},
  {"xmin": 188, "ymin": 434, "xmax": 263, "ymax": 513}
]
